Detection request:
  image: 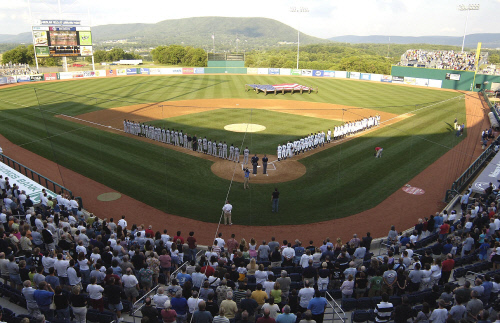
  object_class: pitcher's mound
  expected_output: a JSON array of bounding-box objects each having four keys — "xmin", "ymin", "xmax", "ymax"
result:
[{"xmin": 224, "ymin": 123, "xmax": 266, "ymax": 133}]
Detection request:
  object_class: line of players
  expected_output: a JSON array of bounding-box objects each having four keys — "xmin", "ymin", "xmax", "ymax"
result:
[
  {"xmin": 123, "ymin": 120, "xmax": 252, "ymax": 163},
  {"xmin": 277, "ymin": 115, "xmax": 381, "ymax": 161}
]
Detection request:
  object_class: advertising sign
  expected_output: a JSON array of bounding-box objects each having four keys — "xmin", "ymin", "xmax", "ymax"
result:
[
  {"xmin": 106, "ymin": 70, "xmax": 115, "ymax": 77},
  {"xmin": 428, "ymin": 79, "xmax": 443, "ymax": 88},
  {"xmin": 30, "ymin": 74, "xmax": 44, "ymax": 82},
  {"xmin": 126, "ymin": 68, "xmax": 137, "ymax": 75},
  {"xmin": 269, "ymin": 68, "xmax": 280, "ymax": 75},
  {"xmin": 194, "ymin": 68, "xmax": 204, "ymax": 74},
  {"xmin": 360, "ymin": 73, "xmax": 371, "ymax": 80},
  {"xmin": 404, "ymin": 77, "xmax": 416, "ymax": 85},
  {"xmin": 80, "ymin": 46, "xmax": 92, "ymax": 56},
  {"xmin": 312, "ymin": 70, "xmax": 324, "ymax": 77},
  {"xmin": 279, "ymin": 68, "xmax": 291, "ymax": 75},
  {"xmin": 471, "ymin": 151, "xmax": 500, "ymax": 193},
  {"xmin": 258, "ymin": 68, "xmax": 268, "ymax": 75},
  {"xmin": 16, "ymin": 75, "xmax": 31, "ymax": 83},
  {"xmin": 370, "ymin": 74, "xmax": 383, "ymax": 82},
  {"xmin": 301, "ymin": 69, "xmax": 312, "ymax": 76},
  {"xmin": 350, "ymin": 72, "xmax": 360, "ymax": 79},
  {"xmin": 149, "ymin": 68, "xmax": 161, "ymax": 75},
  {"xmin": 117, "ymin": 69, "xmax": 127, "ymax": 76},
  {"xmin": 415, "ymin": 78, "xmax": 430, "ymax": 87},
  {"xmin": 335, "ymin": 71, "xmax": 347, "ymax": 78},
  {"xmin": 140, "ymin": 68, "xmax": 150, "ymax": 75},
  {"xmin": 44, "ymin": 73, "xmax": 58, "ymax": 81},
  {"xmin": 324, "ymin": 71, "xmax": 335, "ymax": 77},
  {"xmin": 182, "ymin": 68, "xmax": 194, "ymax": 74},
  {"xmin": 72, "ymin": 71, "xmax": 84, "ymax": 78},
  {"xmin": 247, "ymin": 68, "xmax": 258, "ymax": 75},
  {"xmin": 392, "ymin": 76, "xmax": 404, "ymax": 84},
  {"xmin": 35, "ymin": 46, "xmax": 50, "ymax": 57},
  {"xmin": 78, "ymin": 31, "xmax": 92, "ymax": 45},
  {"xmin": 291, "ymin": 69, "xmax": 301, "ymax": 76},
  {"xmin": 83, "ymin": 71, "xmax": 95, "ymax": 78},
  {"xmin": 0, "ymin": 163, "xmax": 57, "ymax": 204},
  {"xmin": 33, "ymin": 31, "xmax": 48, "ymax": 46},
  {"xmin": 381, "ymin": 75, "xmax": 392, "ymax": 83},
  {"xmin": 59, "ymin": 72, "xmax": 73, "ymax": 79},
  {"xmin": 445, "ymin": 73, "xmax": 461, "ymax": 81}
]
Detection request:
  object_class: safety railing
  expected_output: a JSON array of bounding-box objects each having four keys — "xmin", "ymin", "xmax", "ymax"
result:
[
  {"xmin": 170, "ymin": 249, "xmax": 205, "ymax": 282},
  {"xmin": 325, "ymin": 291, "xmax": 347, "ymax": 323},
  {"xmin": 0, "ymin": 153, "xmax": 73, "ymax": 197},
  {"xmin": 131, "ymin": 284, "xmax": 161, "ymax": 322}
]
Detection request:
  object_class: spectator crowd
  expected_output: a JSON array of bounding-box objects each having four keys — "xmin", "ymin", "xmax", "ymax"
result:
[
  {"xmin": 398, "ymin": 49, "xmax": 488, "ymax": 71},
  {"xmin": 0, "ymin": 64, "xmax": 37, "ymax": 76}
]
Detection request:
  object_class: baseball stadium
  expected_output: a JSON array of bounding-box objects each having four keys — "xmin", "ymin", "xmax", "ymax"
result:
[{"xmin": 1, "ymin": 2, "xmax": 500, "ymax": 323}]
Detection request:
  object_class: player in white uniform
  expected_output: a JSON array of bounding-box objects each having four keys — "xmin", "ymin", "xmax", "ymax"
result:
[
  {"xmin": 179, "ymin": 131, "xmax": 183, "ymax": 146},
  {"xmin": 173, "ymin": 130, "xmax": 178, "ymax": 145},
  {"xmin": 286, "ymin": 141, "xmax": 292, "ymax": 158},
  {"xmin": 203, "ymin": 137, "xmax": 207, "ymax": 153},
  {"xmin": 184, "ymin": 134, "xmax": 188, "ymax": 148},
  {"xmin": 123, "ymin": 120, "xmax": 128, "ymax": 133},
  {"xmin": 222, "ymin": 142, "xmax": 228, "ymax": 159},
  {"xmin": 162, "ymin": 128, "xmax": 166, "ymax": 143},
  {"xmin": 218, "ymin": 141, "xmax": 223, "ymax": 158},
  {"xmin": 243, "ymin": 147, "xmax": 250, "ymax": 164},
  {"xmin": 234, "ymin": 147, "xmax": 240, "ymax": 163},
  {"xmin": 212, "ymin": 141, "xmax": 217, "ymax": 157},
  {"xmin": 207, "ymin": 139, "xmax": 212, "ymax": 155},
  {"xmin": 229, "ymin": 144, "xmax": 234, "ymax": 161},
  {"xmin": 277, "ymin": 145, "xmax": 282, "ymax": 161},
  {"xmin": 198, "ymin": 138, "xmax": 203, "ymax": 152},
  {"xmin": 281, "ymin": 144, "xmax": 287, "ymax": 159},
  {"xmin": 166, "ymin": 129, "xmax": 171, "ymax": 144}
]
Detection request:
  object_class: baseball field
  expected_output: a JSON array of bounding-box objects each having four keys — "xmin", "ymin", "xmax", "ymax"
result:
[{"xmin": 0, "ymin": 75, "xmax": 466, "ymax": 226}]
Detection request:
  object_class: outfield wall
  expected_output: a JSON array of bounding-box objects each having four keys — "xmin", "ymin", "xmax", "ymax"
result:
[
  {"xmin": 3, "ymin": 65, "xmax": 499, "ymax": 92},
  {"xmin": 391, "ymin": 66, "xmax": 500, "ymax": 91}
]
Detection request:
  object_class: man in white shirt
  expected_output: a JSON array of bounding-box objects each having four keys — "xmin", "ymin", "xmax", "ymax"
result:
[
  {"xmin": 153, "ymin": 287, "xmax": 169, "ymax": 310},
  {"xmin": 222, "ymin": 201, "xmax": 233, "ymax": 226},
  {"xmin": 34, "ymin": 215, "xmax": 44, "ymax": 231},
  {"xmin": 67, "ymin": 260, "xmax": 82, "ymax": 286},
  {"xmin": 118, "ymin": 216, "xmax": 127, "ymax": 230},
  {"xmin": 122, "ymin": 268, "xmax": 140, "ymax": 303},
  {"xmin": 282, "ymin": 244, "xmax": 295, "ymax": 267},
  {"xmin": 215, "ymin": 233, "xmax": 225, "ymax": 249},
  {"xmin": 54, "ymin": 253, "xmax": 71, "ymax": 286},
  {"xmin": 69, "ymin": 197, "xmax": 79, "ymax": 215},
  {"xmin": 298, "ymin": 280, "xmax": 315, "ymax": 311}
]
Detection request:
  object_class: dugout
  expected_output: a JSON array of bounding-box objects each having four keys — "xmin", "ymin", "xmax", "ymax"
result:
[
  {"xmin": 206, "ymin": 53, "xmax": 246, "ymax": 74},
  {"xmin": 391, "ymin": 66, "xmax": 500, "ymax": 92}
]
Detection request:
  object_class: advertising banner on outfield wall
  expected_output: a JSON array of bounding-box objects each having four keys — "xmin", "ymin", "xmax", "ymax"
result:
[
  {"xmin": 370, "ymin": 74, "xmax": 383, "ymax": 82},
  {"xmin": 0, "ymin": 77, "xmax": 7, "ymax": 85},
  {"xmin": 301, "ymin": 69, "xmax": 312, "ymax": 76},
  {"xmin": 392, "ymin": 76, "xmax": 404, "ymax": 84},
  {"xmin": 30, "ymin": 74, "xmax": 44, "ymax": 82},
  {"xmin": 182, "ymin": 68, "xmax": 194, "ymax": 74},
  {"xmin": 149, "ymin": 68, "xmax": 161, "ymax": 75},
  {"xmin": 163, "ymin": 68, "xmax": 182, "ymax": 74},
  {"xmin": 291, "ymin": 69, "xmax": 301, "ymax": 76},
  {"xmin": 44, "ymin": 73, "xmax": 58, "ymax": 80},
  {"xmin": 16, "ymin": 75, "xmax": 31, "ymax": 83},
  {"xmin": 194, "ymin": 68, "xmax": 204, "ymax": 74},
  {"xmin": 73, "ymin": 71, "xmax": 84, "ymax": 78},
  {"xmin": 404, "ymin": 77, "xmax": 416, "ymax": 85},
  {"xmin": 117, "ymin": 69, "xmax": 127, "ymax": 76},
  {"xmin": 269, "ymin": 68, "xmax": 280, "ymax": 75},
  {"xmin": 83, "ymin": 71, "xmax": 95, "ymax": 78},
  {"xmin": 428, "ymin": 79, "xmax": 443, "ymax": 88},
  {"xmin": 335, "ymin": 71, "xmax": 347, "ymax": 78},
  {"xmin": 324, "ymin": 71, "xmax": 335, "ymax": 77},
  {"xmin": 59, "ymin": 72, "xmax": 72, "ymax": 80},
  {"xmin": 350, "ymin": 72, "xmax": 360, "ymax": 79},
  {"xmin": 415, "ymin": 78, "xmax": 430, "ymax": 87},
  {"xmin": 381, "ymin": 75, "xmax": 392, "ymax": 83},
  {"xmin": 258, "ymin": 68, "xmax": 268, "ymax": 74},
  {"xmin": 279, "ymin": 68, "xmax": 291, "ymax": 75},
  {"xmin": 95, "ymin": 70, "xmax": 106, "ymax": 77},
  {"xmin": 0, "ymin": 163, "xmax": 57, "ymax": 204},
  {"xmin": 140, "ymin": 68, "xmax": 150, "ymax": 75},
  {"xmin": 106, "ymin": 70, "xmax": 116, "ymax": 77},
  {"xmin": 313, "ymin": 70, "xmax": 324, "ymax": 77},
  {"xmin": 360, "ymin": 73, "xmax": 371, "ymax": 81},
  {"xmin": 126, "ymin": 68, "xmax": 137, "ymax": 75},
  {"xmin": 247, "ymin": 68, "xmax": 258, "ymax": 75}
]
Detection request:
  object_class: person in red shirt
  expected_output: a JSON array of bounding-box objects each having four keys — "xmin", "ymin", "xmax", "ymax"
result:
[
  {"xmin": 439, "ymin": 222, "xmax": 450, "ymax": 241},
  {"xmin": 173, "ymin": 231, "xmax": 184, "ymax": 245},
  {"xmin": 145, "ymin": 225, "xmax": 154, "ymax": 238},
  {"xmin": 187, "ymin": 232, "xmax": 197, "ymax": 261},
  {"xmin": 226, "ymin": 234, "xmax": 239, "ymax": 254},
  {"xmin": 201, "ymin": 259, "xmax": 215, "ymax": 278},
  {"xmin": 440, "ymin": 254, "xmax": 455, "ymax": 284},
  {"xmin": 256, "ymin": 308, "xmax": 276, "ymax": 323},
  {"xmin": 375, "ymin": 147, "xmax": 383, "ymax": 158}
]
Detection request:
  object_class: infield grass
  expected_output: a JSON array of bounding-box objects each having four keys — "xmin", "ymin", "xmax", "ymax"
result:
[{"xmin": 0, "ymin": 75, "xmax": 466, "ymax": 225}]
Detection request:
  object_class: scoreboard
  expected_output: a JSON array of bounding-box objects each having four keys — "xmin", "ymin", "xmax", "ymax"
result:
[{"xmin": 32, "ymin": 26, "xmax": 93, "ymax": 57}]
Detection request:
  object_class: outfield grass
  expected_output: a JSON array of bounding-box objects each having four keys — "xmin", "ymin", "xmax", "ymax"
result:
[{"xmin": 0, "ymin": 75, "xmax": 466, "ymax": 225}]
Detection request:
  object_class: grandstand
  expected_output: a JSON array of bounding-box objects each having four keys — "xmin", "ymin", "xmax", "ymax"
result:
[{"xmin": 398, "ymin": 49, "xmax": 489, "ymax": 71}]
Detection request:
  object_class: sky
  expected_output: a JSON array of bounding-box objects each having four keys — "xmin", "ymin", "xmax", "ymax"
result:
[{"xmin": 1, "ymin": 0, "xmax": 499, "ymax": 38}]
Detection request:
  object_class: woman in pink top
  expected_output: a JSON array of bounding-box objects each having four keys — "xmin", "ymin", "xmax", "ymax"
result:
[
  {"xmin": 340, "ymin": 274, "xmax": 355, "ymax": 299},
  {"xmin": 159, "ymin": 249, "xmax": 172, "ymax": 282}
]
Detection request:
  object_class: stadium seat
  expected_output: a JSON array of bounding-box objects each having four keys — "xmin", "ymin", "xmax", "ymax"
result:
[
  {"xmin": 87, "ymin": 308, "xmax": 101, "ymax": 322},
  {"xmin": 292, "ymin": 266, "xmax": 303, "ymax": 274},
  {"xmin": 290, "ymin": 273, "xmax": 301, "ymax": 282},
  {"xmin": 247, "ymin": 283, "xmax": 256, "ymax": 291},
  {"xmin": 370, "ymin": 296, "xmax": 382, "ymax": 309},
  {"xmin": 98, "ymin": 310, "xmax": 117, "ymax": 323},
  {"xmin": 351, "ymin": 310, "xmax": 372, "ymax": 322},
  {"xmin": 247, "ymin": 276, "xmax": 256, "ymax": 284},
  {"xmin": 327, "ymin": 289, "xmax": 342, "ymax": 300},
  {"xmin": 356, "ymin": 297, "xmax": 372, "ymax": 310},
  {"xmin": 389, "ymin": 295, "xmax": 402, "ymax": 307},
  {"xmin": 341, "ymin": 298, "xmax": 357, "ymax": 312},
  {"xmin": 453, "ymin": 267, "xmax": 467, "ymax": 280}
]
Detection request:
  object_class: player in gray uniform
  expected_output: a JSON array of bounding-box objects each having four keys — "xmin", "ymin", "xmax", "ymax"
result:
[
  {"xmin": 174, "ymin": 130, "xmax": 179, "ymax": 145},
  {"xmin": 162, "ymin": 128, "xmax": 166, "ymax": 143},
  {"xmin": 183, "ymin": 134, "xmax": 188, "ymax": 148},
  {"xmin": 197, "ymin": 138, "xmax": 203, "ymax": 152},
  {"xmin": 327, "ymin": 129, "xmax": 331, "ymax": 143},
  {"xmin": 228, "ymin": 144, "xmax": 234, "ymax": 161},
  {"xmin": 277, "ymin": 144, "xmax": 282, "ymax": 161},
  {"xmin": 207, "ymin": 139, "xmax": 212, "ymax": 155},
  {"xmin": 179, "ymin": 130, "xmax": 183, "ymax": 146},
  {"xmin": 222, "ymin": 142, "xmax": 228, "ymax": 159},
  {"xmin": 218, "ymin": 141, "xmax": 223, "ymax": 158},
  {"xmin": 243, "ymin": 147, "xmax": 250, "ymax": 164},
  {"xmin": 212, "ymin": 141, "xmax": 217, "ymax": 157},
  {"xmin": 123, "ymin": 120, "xmax": 128, "ymax": 133},
  {"xmin": 203, "ymin": 137, "xmax": 208, "ymax": 153},
  {"xmin": 166, "ymin": 129, "xmax": 171, "ymax": 144},
  {"xmin": 234, "ymin": 147, "xmax": 240, "ymax": 163}
]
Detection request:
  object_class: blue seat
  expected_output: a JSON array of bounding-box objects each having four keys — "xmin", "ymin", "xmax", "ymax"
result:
[
  {"xmin": 87, "ymin": 308, "xmax": 100, "ymax": 322},
  {"xmin": 370, "ymin": 296, "xmax": 382, "ymax": 309},
  {"xmin": 351, "ymin": 310, "xmax": 372, "ymax": 323},
  {"xmin": 247, "ymin": 276, "xmax": 256, "ymax": 284},
  {"xmin": 327, "ymin": 289, "xmax": 342, "ymax": 300},
  {"xmin": 247, "ymin": 283, "xmax": 256, "ymax": 291},
  {"xmin": 290, "ymin": 273, "xmax": 301, "ymax": 282},
  {"xmin": 341, "ymin": 298, "xmax": 357, "ymax": 312},
  {"xmin": 356, "ymin": 297, "xmax": 372, "ymax": 310},
  {"xmin": 453, "ymin": 267, "xmax": 467, "ymax": 280},
  {"xmin": 390, "ymin": 295, "xmax": 402, "ymax": 307},
  {"xmin": 98, "ymin": 310, "xmax": 117, "ymax": 323}
]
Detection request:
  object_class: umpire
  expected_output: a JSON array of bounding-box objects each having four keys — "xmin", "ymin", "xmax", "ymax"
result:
[
  {"xmin": 251, "ymin": 154, "xmax": 259, "ymax": 175},
  {"xmin": 262, "ymin": 154, "xmax": 268, "ymax": 175}
]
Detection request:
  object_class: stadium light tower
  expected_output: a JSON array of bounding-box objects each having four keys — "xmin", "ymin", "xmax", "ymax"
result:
[
  {"xmin": 289, "ymin": 6, "xmax": 309, "ymax": 69},
  {"xmin": 458, "ymin": 4, "xmax": 480, "ymax": 52}
]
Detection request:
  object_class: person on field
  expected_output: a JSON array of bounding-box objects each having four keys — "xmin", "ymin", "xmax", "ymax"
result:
[
  {"xmin": 375, "ymin": 147, "xmax": 383, "ymax": 158},
  {"xmin": 222, "ymin": 201, "xmax": 233, "ymax": 226}
]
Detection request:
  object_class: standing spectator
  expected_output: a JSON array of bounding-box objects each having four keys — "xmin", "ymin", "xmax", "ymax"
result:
[
  {"xmin": 393, "ymin": 296, "xmax": 412, "ymax": 323},
  {"xmin": 162, "ymin": 300, "xmax": 178, "ymax": 323},
  {"xmin": 187, "ymin": 291, "xmax": 203, "ymax": 321},
  {"xmin": 298, "ymin": 280, "xmax": 315, "ymax": 311},
  {"xmin": 187, "ymin": 232, "xmax": 198, "ymax": 261},
  {"xmin": 449, "ymin": 298, "xmax": 467, "ymax": 321},
  {"xmin": 429, "ymin": 299, "xmax": 448, "ymax": 323},
  {"xmin": 220, "ymin": 291, "xmax": 238, "ymax": 322},
  {"xmin": 214, "ymin": 308, "xmax": 230, "ymax": 323},
  {"xmin": 251, "ymin": 283, "xmax": 268, "ymax": 306},
  {"xmin": 257, "ymin": 308, "xmax": 275, "ymax": 323},
  {"xmin": 276, "ymin": 305, "xmax": 296, "ymax": 323},
  {"xmin": 154, "ymin": 287, "xmax": 170, "ymax": 311},
  {"xmin": 262, "ymin": 297, "xmax": 280, "ymax": 319},
  {"xmin": 307, "ymin": 290, "xmax": 328, "ymax": 323},
  {"xmin": 87, "ymin": 276, "xmax": 104, "ymax": 312},
  {"xmin": 139, "ymin": 263, "xmax": 154, "ymax": 292},
  {"xmin": 70, "ymin": 285, "xmax": 87, "ymax": 323},
  {"xmin": 467, "ymin": 290, "xmax": 484, "ymax": 321},
  {"xmin": 54, "ymin": 286, "xmax": 70, "ymax": 321},
  {"xmin": 171, "ymin": 290, "xmax": 188, "ymax": 323},
  {"xmin": 240, "ymin": 290, "xmax": 258, "ymax": 321},
  {"xmin": 340, "ymin": 275, "xmax": 354, "ymax": 299},
  {"xmin": 33, "ymin": 281, "xmax": 55, "ymax": 319},
  {"xmin": 142, "ymin": 297, "xmax": 160, "ymax": 322},
  {"xmin": 414, "ymin": 302, "xmax": 432, "ymax": 322},
  {"xmin": 104, "ymin": 277, "xmax": 124, "ymax": 321},
  {"xmin": 258, "ymin": 241, "xmax": 270, "ymax": 262},
  {"xmin": 193, "ymin": 301, "xmax": 213, "ymax": 323},
  {"xmin": 374, "ymin": 293, "xmax": 393, "ymax": 323},
  {"xmin": 440, "ymin": 254, "xmax": 454, "ymax": 284},
  {"xmin": 22, "ymin": 280, "xmax": 40, "ymax": 317},
  {"xmin": 123, "ymin": 268, "xmax": 140, "ymax": 304}
]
